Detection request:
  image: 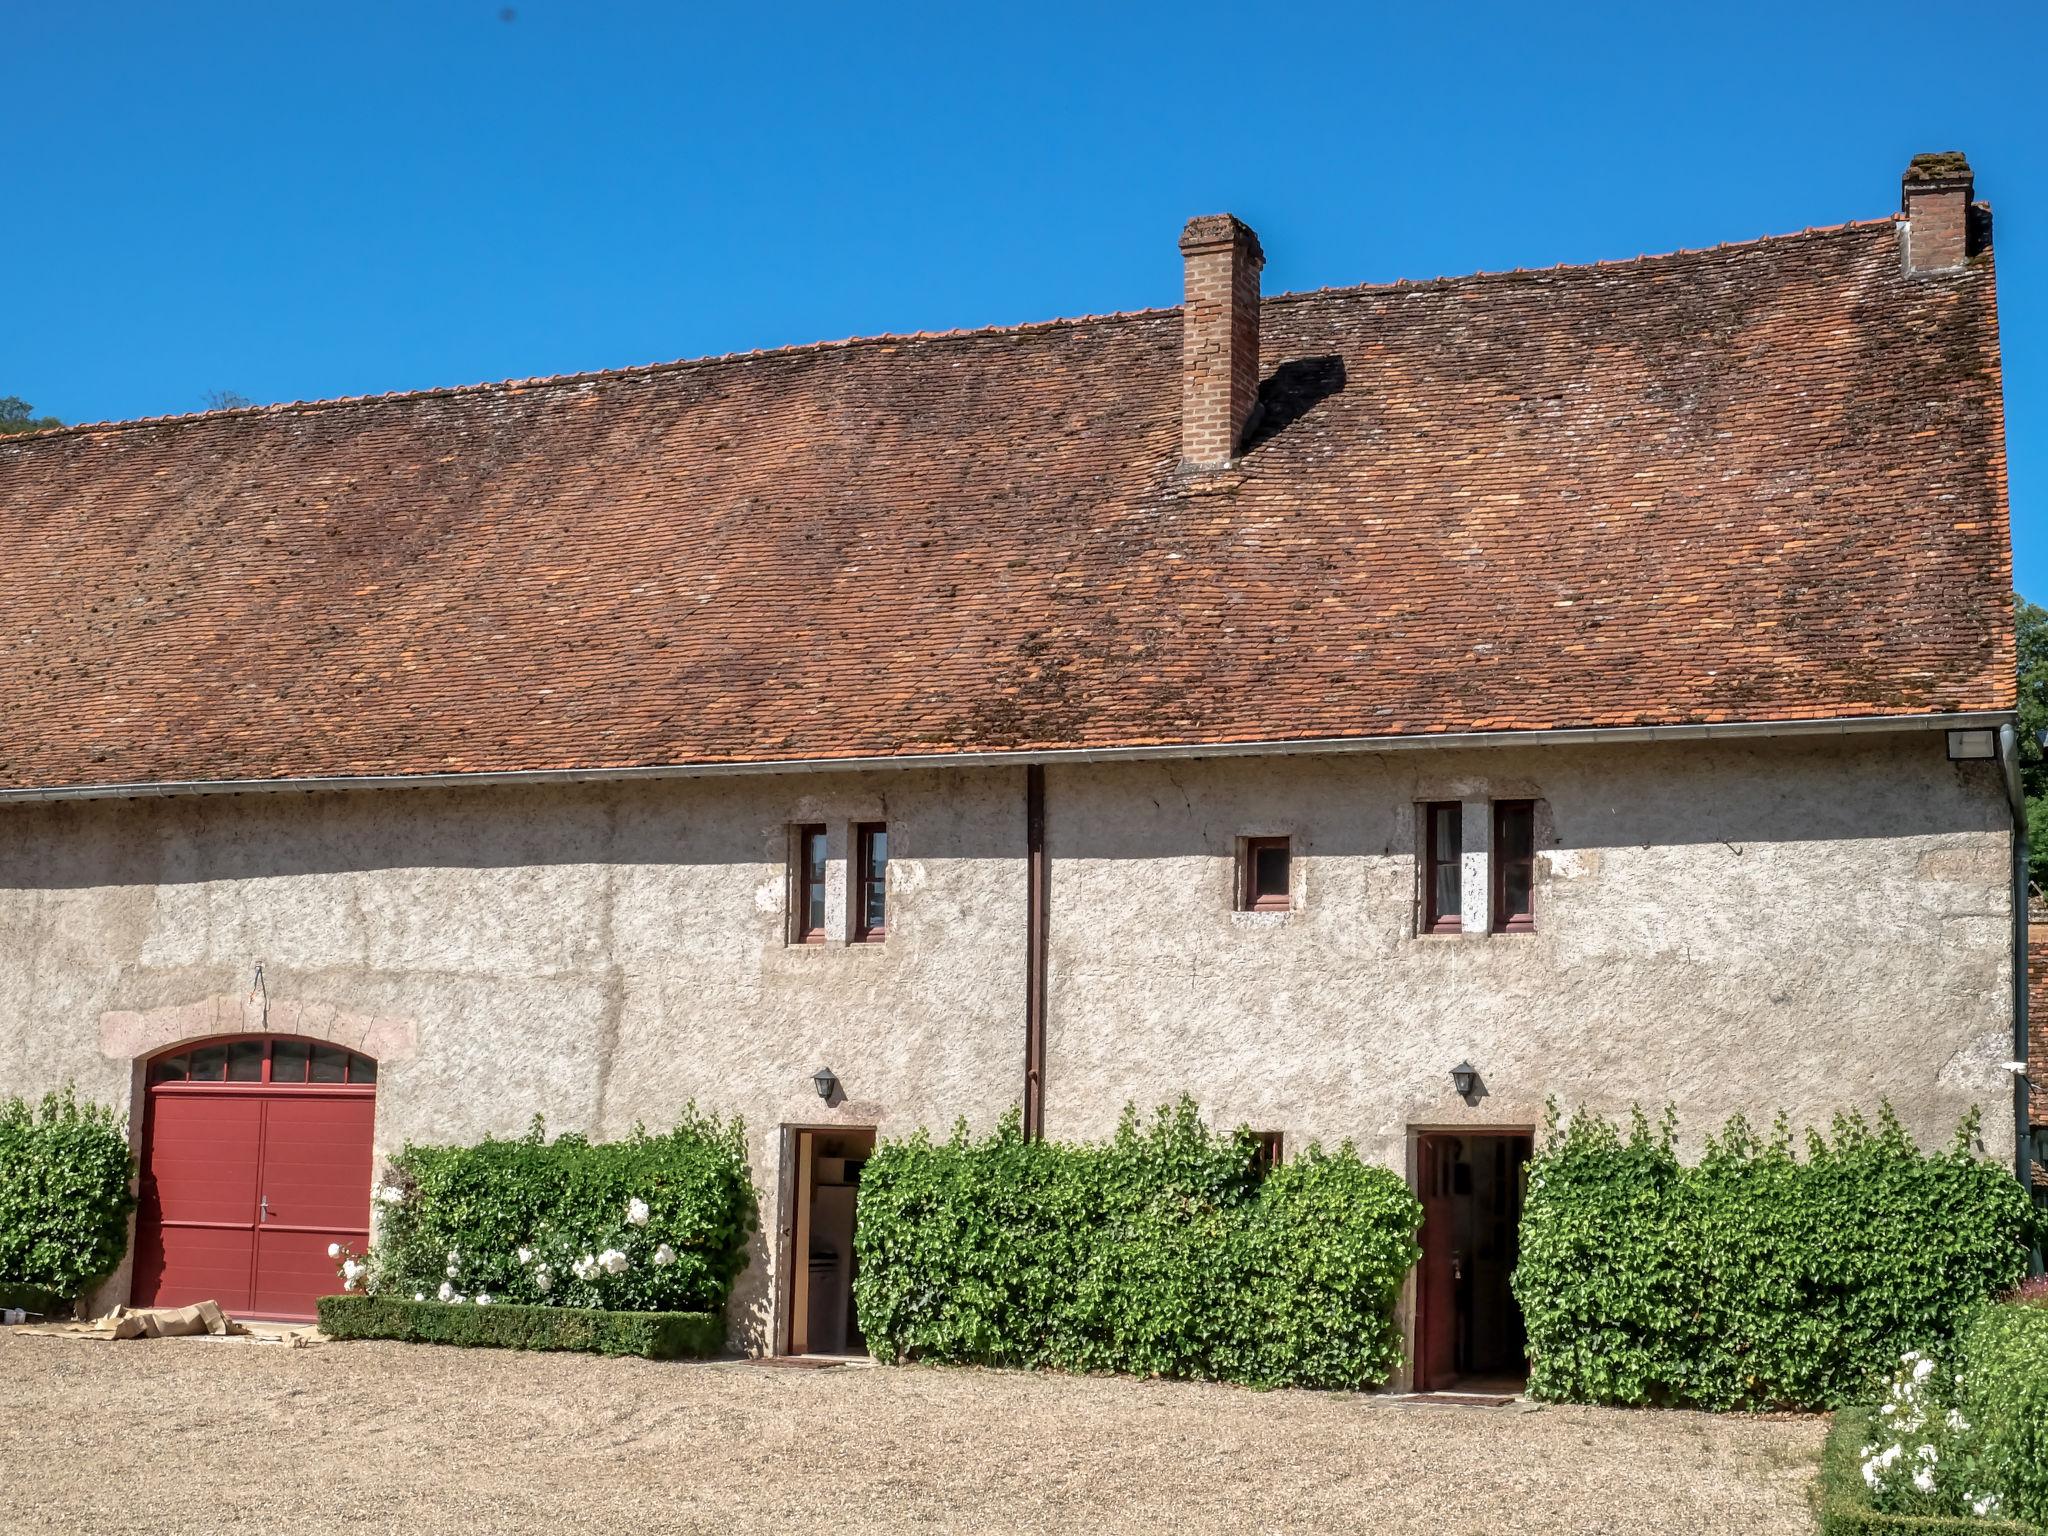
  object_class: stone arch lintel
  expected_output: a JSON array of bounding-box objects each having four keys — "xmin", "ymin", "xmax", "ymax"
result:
[{"xmin": 98, "ymin": 994, "xmax": 419, "ymax": 1065}]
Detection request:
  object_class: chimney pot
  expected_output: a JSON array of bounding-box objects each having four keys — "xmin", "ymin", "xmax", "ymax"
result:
[
  {"xmin": 1179, "ymin": 214, "xmax": 1264, "ymax": 469},
  {"xmin": 1901, "ymin": 152, "xmax": 1978, "ymax": 273}
]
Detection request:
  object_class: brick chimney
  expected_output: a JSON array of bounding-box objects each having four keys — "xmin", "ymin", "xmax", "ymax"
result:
[
  {"xmin": 1901, "ymin": 152, "xmax": 1977, "ymax": 273},
  {"xmin": 1178, "ymin": 214, "xmax": 1264, "ymax": 470}
]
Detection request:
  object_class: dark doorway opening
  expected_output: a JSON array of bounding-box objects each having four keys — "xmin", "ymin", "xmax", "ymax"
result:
[
  {"xmin": 1414, "ymin": 1130, "xmax": 1532, "ymax": 1393},
  {"xmin": 784, "ymin": 1126, "xmax": 876, "ymax": 1356}
]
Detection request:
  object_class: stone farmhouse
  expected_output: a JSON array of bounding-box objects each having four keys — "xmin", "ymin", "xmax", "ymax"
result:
[{"xmin": 0, "ymin": 153, "xmax": 2020, "ymax": 1388}]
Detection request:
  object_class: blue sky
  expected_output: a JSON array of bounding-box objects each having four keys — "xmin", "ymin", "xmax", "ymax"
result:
[{"xmin": 7, "ymin": 2, "xmax": 2044, "ymax": 591}]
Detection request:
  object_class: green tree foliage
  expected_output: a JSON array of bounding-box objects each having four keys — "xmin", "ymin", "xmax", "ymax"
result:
[
  {"xmin": 0, "ymin": 1089, "xmax": 136, "ymax": 1300},
  {"xmin": 1513, "ymin": 1103, "xmax": 2033, "ymax": 1411},
  {"xmin": 2017, "ymin": 595, "xmax": 2048, "ymax": 894},
  {"xmin": 0, "ymin": 396, "xmax": 61, "ymax": 435},
  {"xmin": 853, "ymin": 1099, "xmax": 1423, "ymax": 1389},
  {"xmin": 371, "ymin": 1110, "xmax": 757, "ymax": 1316}
]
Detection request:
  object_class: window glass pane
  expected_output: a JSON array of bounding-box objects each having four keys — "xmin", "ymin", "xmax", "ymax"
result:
[
  {"xmin": 1502, "ymin": 860, "xmax": 1532, "ymax": 920},
  {"xmin": 1254, "ymin": 843, "xmax": 1289, "ymax": 901},
  {"xmin": 800, "ymin": 827, "xmax": 827, "ymax": 937},
  {"xmin": 1431, "ymin": 806, "xmax": 1462, "ymax": 921},
  {"xmin": 270, "ymin": 1039, "xmax": 311, "ymax": 1084},
  {"xmin": 187, "ymin": 1045, "xmax": 227, "ymax": 1081},
  {"xmin": 860, "ymin": 825, "xmax": 888, "ymax": 933},
  {"xmin": 226, "ymin": 1039, "xmax": 264, "ymax": 1082},
  {"xmin": 348, "ymin": 1053, "xmax": 377, "ymax": 1084},
  {"xmin": 310, "ymin": 1044, "xmax": 349, "ymax": 1084},
  {"xmin": 1495, "ymin": 802, "xmax": 1535, "ymax": 924},
  {"xmin": 150, "ymin": 1054, "xmax": 189, "ymax": 1084}
]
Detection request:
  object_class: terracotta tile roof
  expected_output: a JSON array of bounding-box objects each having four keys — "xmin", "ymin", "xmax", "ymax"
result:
[{"xmin": 0, "ymin": 215, "xmax": 2013, "ymax": 791}]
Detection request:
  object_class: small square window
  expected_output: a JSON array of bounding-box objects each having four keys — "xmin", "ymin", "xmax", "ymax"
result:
[
  {"xmin": 1251, "ymin": 1131, "xmax": 1284, "ymax": 1174},
  {"xmin": 1422, "ymin": 803, "xmax": 1462, "ymax": 934},
  {"xmin": 1492, "ymin": 800, "xmax": 1536, "ymax": 933},
  {"xmin": 1240, "ymin": 837, "xmax": 1291, "ymax": 912},
  {"xmin": 792, "ymin": 824, "xmax": 827, "ymax": 944},
  {"xmin": 853, "ymin": 823, "xmax": 888, "ymax": 943}
]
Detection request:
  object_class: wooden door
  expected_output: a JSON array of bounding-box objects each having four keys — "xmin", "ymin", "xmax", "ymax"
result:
[
  {"xmin": 1416, "ymin": 1135, "xmax": 1459, "ymax": 1391},
  {"xmin": 137, "ymin": 1036, "xmax": 377, "ymax": 1321}
]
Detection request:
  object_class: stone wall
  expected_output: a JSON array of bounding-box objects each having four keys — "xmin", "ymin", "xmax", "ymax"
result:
[{"xmin": 0, "ymin": 730, "xmax": 2017, "ymax": 1346}]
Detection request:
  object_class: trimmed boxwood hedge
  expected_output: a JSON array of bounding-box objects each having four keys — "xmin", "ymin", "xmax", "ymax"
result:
[
  {"xmin": 1513, "ymin": 1103, "xmax": 2033, "ymax": 1410},
  {"xmin": 852, "ymin": 1099, "xmax": 1422, "ymax": 1389},
  {"xmin": 317, "ymin": 1294, "xmax": 725, "ymax": 1360},
  {"xmin": 1819, "ymin": 1409, "xmax": 2044, "ymax": 1536}
]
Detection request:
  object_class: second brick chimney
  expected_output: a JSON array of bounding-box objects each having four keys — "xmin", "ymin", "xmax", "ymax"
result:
[
  {"xmin": 1901, "ymin": 152, "xmax": 1977, "ymax": 273},
  {"xmin": 1179, "ymin": 214, "xmax": 1264, "ymax": 470}
]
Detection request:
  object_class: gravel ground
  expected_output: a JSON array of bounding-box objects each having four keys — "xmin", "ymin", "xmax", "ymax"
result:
[{"xmin": 0, "ymin": 1330, "xmax": 1823, "ymax": 1535}]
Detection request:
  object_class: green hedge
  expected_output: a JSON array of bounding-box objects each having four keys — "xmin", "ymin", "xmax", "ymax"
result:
[
  {"xmin": 1956, "ymin": 1304, "xmax": 2048, "ymax": 1526},
  {"xmin": 317, "ymin": 1294, "xmax": 724, "ymax": 1359},
  {"xmin": 370, "ymin": 1109, "xmax": 756, "ymax": 1315},
  {"xmin": 1819, "ymin": 1409, "xmax": 2043, "ymax": 1536},
  {"xmin": 1513, "ymin": 1104, "xmax": 2032, "ymax": 1411},
  {"xmin": 0, "ymin": 1089, "xmax": 134, "ymax": 1303},
  {"xmin": 852, "ymin": 1100, "xmax": 1422, "ymax": 1389}
]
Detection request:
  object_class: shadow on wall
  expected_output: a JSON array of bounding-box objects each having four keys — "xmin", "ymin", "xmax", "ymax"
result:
[{"xmin": 0, "ymin": 734, "xmax": 2005, "ymax": 892}]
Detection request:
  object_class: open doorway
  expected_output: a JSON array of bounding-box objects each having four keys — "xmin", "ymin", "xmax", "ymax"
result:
[
  {"xmin": 783, "ymin": 1126, "xmax": 876, "ymax": 1356},
  {"xmin": 1413, "ymin": 1130, "xmax": 1532, "ymax": 1393}
]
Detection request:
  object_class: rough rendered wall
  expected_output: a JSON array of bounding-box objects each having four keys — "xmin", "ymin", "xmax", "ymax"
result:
[
  {"xmin": 0, "ymin": 767, "xmax": 1029, "ymax": 1346},
  {"xmin": 0, "ymin": 731, "xmax": 2017, "ymax": 1347},
  {"xmin": 1041, "ymin": 733, "xmax": 2017, "ymax": 1168}
]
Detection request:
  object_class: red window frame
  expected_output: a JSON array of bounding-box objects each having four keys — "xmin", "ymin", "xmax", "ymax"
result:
[
  {"xmin": 1491, "ymin": 799, "xmax": 1536, "ymax": 933},
  {"xmin": 793, "ymin": 824, "xmax": 828, "ymax": 944},
  {"xmin": 145, "ymin": 1034, "xmax": 378, "ymax": 1089},
  {"xmin": 853, "ymin": 822, "xmax": 888, "ymax": 943},
  {"xmin": 1422, "ymin": 802, "xmax": 1463, "ymax": 934},
  {"xmin": 1240, "ymin": 837, "xmax": 1292, "ymax": 912}
]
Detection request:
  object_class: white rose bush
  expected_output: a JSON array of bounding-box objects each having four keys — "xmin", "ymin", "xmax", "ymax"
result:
[
  {"xmin": 327, "ymin": 1108, "xmax": 756, "ymax": 1320},
  {"xmin": 1855, "ymin": 1350, "xmax": 2004, "ymax": 1520}
]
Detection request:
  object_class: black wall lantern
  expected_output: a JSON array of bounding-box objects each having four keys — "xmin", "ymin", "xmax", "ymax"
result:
[
  {"xmin": 812, "ymin": 1066, "xmax": 838, "ymax": 1101},
  {"xmin": 1449, "ymin": 1061, "xmax": 1479, "ymax": 1099}
]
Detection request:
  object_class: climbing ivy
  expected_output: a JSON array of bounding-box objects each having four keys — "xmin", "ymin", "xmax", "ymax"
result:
[
  {"xmin": 1513, "ymin": 1101, "xmax": 2033, "ymax": 1411},
  {"xmin": 853, "ymin": 1099, "xmax": 1422, "ymax": 1389},
  {"xmin": 0, "ymin": 1088, "xmax": 135, "ymax": 1301}
]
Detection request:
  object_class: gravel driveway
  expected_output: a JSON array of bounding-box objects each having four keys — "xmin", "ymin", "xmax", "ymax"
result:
[{"xmin": 1, "ymin": 1330, "xmax": 1822, "ymax": 1535}]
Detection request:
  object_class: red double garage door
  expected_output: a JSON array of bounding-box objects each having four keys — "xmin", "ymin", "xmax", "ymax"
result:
[{"xmin": 135, "ymin": 1036, "xmax": 377, "ymax": 1322}]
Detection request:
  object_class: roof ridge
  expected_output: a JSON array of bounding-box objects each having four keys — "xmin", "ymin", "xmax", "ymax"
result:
[{"xmin": 2, "ymin": 215, "xmax": 1901, "ymax": 445}]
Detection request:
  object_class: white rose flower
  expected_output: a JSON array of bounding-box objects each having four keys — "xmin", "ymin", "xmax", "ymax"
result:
[
  {"xmin": 627, "ymin": 1198, "xmax": 650, "ymax": 1227},
  {"xmin": 1913, "ymin": 1466, "xmax": 1936, "ymax": 1494},
  {"xmin": 414, "ymin": 1293, "xmax": 425, "ymax": 1302},
  {"xmin": 342, "ymin": 1275, "xmax": 357, "ymax": 1291},
  {"xmin": 535, "ymin": 1272, "xmax": 553, "ymax": 1293},
  {"xmin": 1912, "ymin": 1358, "xmax": 1936, "ymax": 1384},
  {"xmin": 438, "ymin": 1281, "xmax": 454, "ymax": 1302},
  {"xmin": 447, "ymin": 1249, "xmax": 460, "ymax": 1262},
  {"xmin": 327, "ymin": 1242, "xmax": 342, "ymax": 1258},
  {"xmin": 342, "ymin": 1259, "xmax": 363, "ymax": 1282},
  {"xmin": 475, "ymin": 1294, "xmax": 491, "ymax": 1306},
  {"xmin": 1975, "ymin": 1495, "xmax": 2002, "ymax": 1517},
  {"xmin": 1917, "ymin": 1445, "xmax": 1938, "ymax": 1465},
  {"xmin": 1880, "ymin": 1403, "xmax": 1896, "ymax": 1417},
  {"xmin": 517, "ymin": 1247, "xmax": 533, "ymax": 1265},
  {"xmin": 1862, "ymin": 1459, "xmax": 1881, "ymax": 1490},
  {"xmin": 447, "ymin": 1264, "xmax": 460, "ymax": 1278},
  {"xmin": 653, "ymin": 1243, "xmax": 676, "ymax": 1267},
  {"xmin": 600, "ymin": 1248, "xmax": 630, "ymax": 1275}
]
